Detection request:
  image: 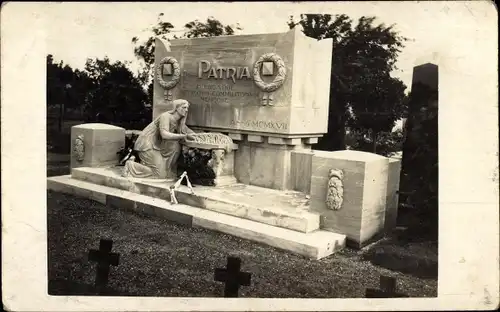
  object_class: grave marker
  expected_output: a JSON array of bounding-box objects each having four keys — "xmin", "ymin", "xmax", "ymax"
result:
[
  {"xmin": 214, "ymin": 256, "xmax": 251, "ymax": 297},
  {"xmin": 365, "ymin": 275, "xmax": 409, "ymax": 298},
  {"xmin": 88, "ymin": 239, "xmax": 120, "ymax": 292}
]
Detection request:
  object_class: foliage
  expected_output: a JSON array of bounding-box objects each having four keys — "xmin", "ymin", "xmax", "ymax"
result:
[
  {"xmin": 132, "ymin": 14, "xmax": 242, "ymax": 89},
  {"xmin": 288, "ymin": 14, "xmax": 409, "ymax": 153},
  {"xmin": 132, "ymin": 13, "xmax": 175, "ymax": 85},
  {"xmin": 82, "ymin": 56, "xmax": 150, "ymax": 128},
  {"xmin": 47, "ymin": 54, "xmax": 92, "ymax": 113},
  {"xmin": 183, "ymin": 17, "xmax": 241, "ymax": 38},
  {"xmin": 345, "ymin": 128, "xmax": 404, "ymax": 157}
]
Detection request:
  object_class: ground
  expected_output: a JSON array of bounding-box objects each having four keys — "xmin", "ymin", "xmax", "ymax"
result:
[
  {"xmin": 47, "ymin": 156, "xmax": 437, "ymax": 298},
  {"xmin": 47, "ymin": 191, "xmax": 437, "ymax": 298}
]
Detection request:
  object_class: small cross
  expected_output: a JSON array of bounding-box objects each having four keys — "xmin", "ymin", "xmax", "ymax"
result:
[
  {"xmin": 88, "ymin": 239, "xmax": 120, "ymax": 291},
  {"xmin": 214, "ymin": 256, "xmax": 251, "ymax": 297},
  {"xmin": 365, "ymin": 275, "xmax": 409, "ymax": 298}
]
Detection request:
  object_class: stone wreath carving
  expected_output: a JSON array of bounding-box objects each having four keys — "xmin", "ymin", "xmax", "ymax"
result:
[
  {"xmin": 326, "ymin": 169, "xmax": 344, "ymax": 210},
  {"xmin": 188, "ymin": 132, "xmax": 234, "ymax": 153},
  {"xmin": 253, "ymin": 53, "xmax": 286, "ymax": 106},
  {"xmin": 156, "ymin": 56, "xmax": 181, "ymax": 102},
  {"xmin": 73, "ymin": 134, "xmax": 85, "ymax": 161}
]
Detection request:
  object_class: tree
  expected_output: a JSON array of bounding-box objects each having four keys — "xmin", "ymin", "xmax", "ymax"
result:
[
  {"xmin": 83, "ymin": 56, "xmax": 150, "ymax": 128},
  {"xmin": 347, "ymin": 71, "xmax": 408, "ymax": 153},
  {"xmin": 288, "ymin": 14, "xmax": 408, "ymax": 153},
  {"xmin": 346, "ymin": 128, "xmax": 405, "ymax": 157},
  {"xmin": 132, "ymin": 15, "xmax": 242, "ymax": 94},
  {"xmin": 183, "ymin": 17, "xmax": 241, "ymax": 38},
  {"xmin": 132, "ymin": 13, "xmax": 175, "ymax": 86}
]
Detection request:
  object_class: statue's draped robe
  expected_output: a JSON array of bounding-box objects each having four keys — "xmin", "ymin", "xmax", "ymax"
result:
[{"xmin": 124, "ymin": 112, "xmax": 194, "ymax": 179}]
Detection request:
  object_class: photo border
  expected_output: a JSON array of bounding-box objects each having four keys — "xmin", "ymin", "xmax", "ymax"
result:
[{"xmin": 2, "ymin": 2, "xmax": 499, "ymax": 311}]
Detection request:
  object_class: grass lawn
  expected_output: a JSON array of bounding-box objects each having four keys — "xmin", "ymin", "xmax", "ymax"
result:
[{"xmin": 47, "ymin": 189, "xmax": 438, "ymax": 298}]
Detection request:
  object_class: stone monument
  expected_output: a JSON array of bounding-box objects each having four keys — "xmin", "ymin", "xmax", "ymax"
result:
[
  {"xmin": 48, "ymin": 27, "xmax": 403, "ymax": 258},
  {"xmin": 153, "ymin": 27, "xmax": 332, "ymax": 190}
]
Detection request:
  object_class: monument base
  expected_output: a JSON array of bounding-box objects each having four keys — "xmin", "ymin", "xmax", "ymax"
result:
[{"xmin": 48, "ymin": 169, "xmax": 346, "ymax": 260}]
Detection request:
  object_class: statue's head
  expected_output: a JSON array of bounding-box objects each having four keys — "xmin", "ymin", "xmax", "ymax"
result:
[{"xmin": 171, "ymin": 99, "xmax": 190, "ymax": 117}]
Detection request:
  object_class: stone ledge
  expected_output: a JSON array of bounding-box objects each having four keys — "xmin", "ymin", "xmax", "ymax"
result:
[
  {"xmin": 188, "ymin": 126, "xmax": 324, "ymax": 139},
  {"xmin": 47, "ymin": 175, "xmax": 346, "ymax": 260},
  {"xmin": 71, "ymin": 166, "xmax": 321, "ymax": 233}
]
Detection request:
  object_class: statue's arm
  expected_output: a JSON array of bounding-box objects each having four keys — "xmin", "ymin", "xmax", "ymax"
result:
[
  {"xmin": 159, "ymin": 114, "xmax": 186, "ymax": 140},
  {"xmin": 183, "ymin": 125, "xmax": 195, "ymax": 134}
]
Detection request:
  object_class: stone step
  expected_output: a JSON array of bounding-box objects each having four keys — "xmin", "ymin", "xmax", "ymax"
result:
[
  {"xmin": 47, "ymin": 175, "xmax": 346, "ymax": 260},
  {"xmin": 70, "ymin": 167, "xmax": 321, "ymax": 233}
]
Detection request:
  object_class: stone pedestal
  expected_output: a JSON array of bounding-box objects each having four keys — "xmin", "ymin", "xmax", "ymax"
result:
[
  {"xmin": 226, "ymin": 133, "xmax": 318, "ymax": 190},
  {"xmin": 70, "ymin": 123, "xmax": 125, "ymax": 170},
  {"xmin": 309, "ymin": 150, "xmax": 396, "ymax": 248}
]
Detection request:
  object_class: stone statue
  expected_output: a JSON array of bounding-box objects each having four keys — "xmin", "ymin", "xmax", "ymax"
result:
[{"xmin": 123, "ymin": 99, "xmax": 196, "ymax": 179}]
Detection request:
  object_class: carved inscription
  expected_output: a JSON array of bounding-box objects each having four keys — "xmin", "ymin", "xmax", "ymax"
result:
[
  {"xmin": 182, "ymin": 83, "xmax": 259, "ymax": 105},
  {"xmin": 198, "ymin": 60, "xmax": 252, "ymax": 83},
  {"xmin": 230, "ymin": 120, "xmax": 288, "ymax": 131}
]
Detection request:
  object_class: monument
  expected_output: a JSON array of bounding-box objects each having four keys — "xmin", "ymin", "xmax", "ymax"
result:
[{"xmin": 48, "ymin": 27, "xmax": 402, "ymax": 258}]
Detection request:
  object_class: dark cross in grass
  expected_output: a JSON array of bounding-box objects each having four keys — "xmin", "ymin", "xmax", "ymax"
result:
[
  {"xmin": 88, "ymin": 239, "xmax": 120, "ymax": 294},
  {"xmin": 365, "ymin": 275, "xmax": 409, "ymax": 298},
  {"xmin": 214, "ymin": 256, "xmax": 251, "ymax": 297}
]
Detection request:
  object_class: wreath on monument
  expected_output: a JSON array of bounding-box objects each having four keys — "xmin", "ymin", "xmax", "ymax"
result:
[
  {"xmin": 253, "ymin": 53, "xmax": 287, "ymax": 92},
  {"xmin": 156, "ymin": 56, "xmax": 181, "ymax": 90}
]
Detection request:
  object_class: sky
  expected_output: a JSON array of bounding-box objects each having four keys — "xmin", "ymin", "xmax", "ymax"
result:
[{"xmin": 41, "ymin": 1, "xmax": 469, "ymax": 90}]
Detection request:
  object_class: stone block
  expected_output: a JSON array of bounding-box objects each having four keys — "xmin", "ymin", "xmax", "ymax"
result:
[
  {"xmin": 162, "ymin": 63, "xmax": 172, "ymax": 76},
  {"xmin": 290, "ymin": 150, "xmax": 313, "ymax": 194},
  {"xmin": 70, "ymin": 123, "xmax": 125, "ymax": 170},
  {"xmin": 262, "ymin": 61, "xmax": 274, "ymax": 76},
  {"xmin": 385, "ymin": 158, "xmax": 402, "ymax": 233},
  {"xmin": 304, "ymin": 137, "xmax": 319, "ymax": 145},
  {"xmin": 247, "ymin": 135, "xmax": 264, "ymax": 143},
  {"xmin": 267, "ymin": 137, "xmax": 286, "ymax": 145},
  {"xmin": 285, "ymin": 138, "xmax": 302, "ymax": 145},
  {"xmin": 309, "ymin": 150, "xmax": 390, "ymax": 247},
  {"xmin": 155, "ymin": 27, "xmax": 332, "ymax": 136},
  {"xmin": 228, "ymin": 133, "xmax": 244, "ymax": 141}
]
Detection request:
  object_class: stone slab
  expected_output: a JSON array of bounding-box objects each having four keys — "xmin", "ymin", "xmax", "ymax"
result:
[
  {"xmin": 153, "ymin": 28, "xmax": 332, "ymax": 136},
  {"xmin": 70, "ymin": 123, "xmax": 125, "ymax": 170},
  {"xmin": 47, "ymin": 175, "xmax": 346, "ymax": 259},
  {"xmin": 309, "ymin": 150, "xmax": 391, "ymax": 247},
  {"xmin": 71, "ymin": 166, "xmax": 320, "ymax": 233}
]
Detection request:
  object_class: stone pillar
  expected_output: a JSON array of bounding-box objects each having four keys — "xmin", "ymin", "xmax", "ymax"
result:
[
  {"xmin": 70, "ymin": 123, "xmax": 125, "ymax": 170},
  {"xmin": 309, "ymin": 150, "xmax": 400, "ymax": 248}
]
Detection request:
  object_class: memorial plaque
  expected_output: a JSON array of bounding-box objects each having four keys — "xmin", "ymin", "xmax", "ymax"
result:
[{"xmin": 153, "ymin": 28, "xmax": 333, "ymax": 136}]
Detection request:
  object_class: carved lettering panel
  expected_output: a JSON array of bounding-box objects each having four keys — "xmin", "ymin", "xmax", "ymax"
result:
[{"xmin": 179, "ymin": 49, "xmax": 261, "ymax": 107}]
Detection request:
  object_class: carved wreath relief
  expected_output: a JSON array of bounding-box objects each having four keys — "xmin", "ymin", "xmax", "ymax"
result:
[
  {"xmin": 326, "ymin": 169, "xmax": 344, "ymax": 210},
  {"xmin": 73, "ymin": 134, "xmax": 85, "ymax": 161},
  {"xmin": 253, "ymin": 53, "xmax": 287, "ymax": 106},
  {"xmin": 156, "ymin": 56, "xmax": 181, "ymax": 104}
]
